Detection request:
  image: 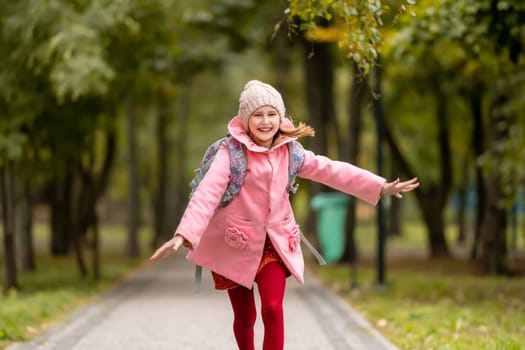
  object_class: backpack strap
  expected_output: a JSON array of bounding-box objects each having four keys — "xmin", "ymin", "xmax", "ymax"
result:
[
  {"xmin": 189, "ymin": 137, "xmax": 227, "ymax": 199},
  {"xmin": 300, "ymin": 231, "xmax": 326, "ymax": 265},
  {"xmin": 220, "ymin": 135, "xmax": 247, "ymax": 206},
  {"xmin": 189, "ymin": 135, "xmax": 247, "ymax": 207},
  {"xmin": 287, "ymin": 140, "xmax": 305, "ymax": 194},
  {"xmin": 193, "ymin": 265, "xmax": 203, "ymax": 293}
]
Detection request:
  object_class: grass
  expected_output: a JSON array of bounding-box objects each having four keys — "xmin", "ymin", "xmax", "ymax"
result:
[
  {"xmin": 2, "ymin": 214, "xmax": 524, "ymax": 350},
  {"xmin": 0, "ymin": 224, "xmax": 151, "ymax": 350},
  {"xmin": 311, "ymin": 219, "xmax": 525, "ymax": 350}
]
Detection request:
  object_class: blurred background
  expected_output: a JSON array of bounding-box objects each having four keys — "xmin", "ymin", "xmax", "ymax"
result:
[{"xmin": 0, "ymin": 0, "xmax": 524, "ymax": 348}]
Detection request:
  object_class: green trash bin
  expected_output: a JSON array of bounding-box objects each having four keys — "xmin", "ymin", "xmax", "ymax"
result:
[{"xmin": 310, "ymin": 192, "xmax": 350, "ymax": 264}]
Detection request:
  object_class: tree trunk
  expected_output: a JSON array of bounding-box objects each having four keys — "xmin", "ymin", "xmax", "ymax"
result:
[
  {"xmin": 1, "ymin": 162, "xmax": 18, "ymax": 292},
  {"xmin": 16, "ymin": 178, "xmax": 35, "ymax": 271},
  {"xmin": 522, "ymin": 191, "xmax": 525, "ymax": 252},
  {"xmin": 388, "ymin": 157, "xmax": 402, "ymax": 237},
  {"xmin": 302, "ymin": 40, "xmax": 335, "ymax": 239},
  {"xmin": 76, "ymin": 169, "xmax": 100, "ymax": 279},
  {"xmin": 93, "ymin": 130, "xmax": 116, "ymax": 279},
  {"xmin": 479, "ymin": 94, "xmax": 509, "ymax": 274},
  {"xmin": 126, "ymin": 97, "xmax": 140, "ymax": 257},
  {"xmin": 469, "ymin": 87, "xmax": 486, "ymax": 260},
  {"xmin": 173, "ymin": 80, "xmax": 190, "ymax": 230},
  {"xmin": 73, "ymin": 129, "xmax": 116, "ymax": 279},
  {"xmin": 302, "ymin": 41, "xmax": 333, "ymax": 157},
  {"xmin": 153, "ymin": 88, "xmax": 168, "ymax": 247},
  {"xmin": 72, "ymin": 172, "xmax": 88, "ymax": 278},
  {"xmin": 419, "ymin": 193, "xmax": 449, "ymax": 256},
  {"xmin": 418, "ymin": 84, "xmax": 452, "ymax": 257},
  {"xmin": 92, "ymin": 215, "xmax": 100, "ymax": 280},
  {"xmin": 49, "ymin": 172, "xmax": 73, "ymax": 256},
  {"xmin": 479, "ymin": 173, "xmax": 507, "ymax": 274},
  {"xmin": 435, "ymin": 86, "xmax": 453, "ymax": 207},
  {"xmin": 74, "ymin": 177, "xmax": 98, "ymax": 278},
  {"xmin": 341, "ymin": 63, "xmax": 365, "ymax": 263},
  {"xmin": 383, "ymin": 89, "xmax": 452, "ymax": 258},
  {"xmin": 455, "ymin": 155, "xmax": 470, "ymax": 245},
  {"xmin": 72, "ymin": 233, "xmax": 88, "ymax": 277}
]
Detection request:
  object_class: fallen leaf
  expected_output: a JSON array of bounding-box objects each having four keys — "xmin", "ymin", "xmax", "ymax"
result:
[{"xmin": 376, "ymin": 318, "xmax": 388, "ymax": 328}]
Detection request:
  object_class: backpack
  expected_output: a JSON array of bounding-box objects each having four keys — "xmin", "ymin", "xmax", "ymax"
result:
[
  {"xmin": 188, "ymin": 134, "xmax": 326, "ymax": 292},
  {"xmin": 188, "ymin": 133, "xmax": 305, "ymax": 206}
]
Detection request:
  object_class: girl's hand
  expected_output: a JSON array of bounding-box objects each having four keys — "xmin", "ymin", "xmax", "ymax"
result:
[
  {"xmin": 381, "ymin": 177, "xmax": 419, "ymax": 198},
  {"xmin": 149, "ymin": 234, "xmax": 186, "ymax": 261}
]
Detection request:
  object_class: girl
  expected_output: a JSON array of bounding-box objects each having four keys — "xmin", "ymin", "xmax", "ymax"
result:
[{"xmin": 150, "ymin": 80, "xmax": 419, "ymax": 350}]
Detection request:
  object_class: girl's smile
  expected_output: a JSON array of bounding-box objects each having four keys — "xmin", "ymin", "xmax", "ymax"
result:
[{"xmin": 248, "ymin": 106, "xmax": 280, "ymax": 148}]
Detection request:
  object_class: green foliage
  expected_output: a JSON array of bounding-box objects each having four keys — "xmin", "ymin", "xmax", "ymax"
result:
[
  {"xmin": 286, "ymin": 0, "xmax": 416, "ymax": 73},
  {"xmin": 3, "ymin": 0, "xmax": 137, "ymax": 103},
  {"xmin": 0, "ymin": 0, "xmax": 187, "ymax": 193},
  {"xmin": 383, "ymin": 0, "xmax": 525, "ymax": 208},
  {"xmin": 0, "ymin": 132, "xmax": 26, "ymax": 163}
]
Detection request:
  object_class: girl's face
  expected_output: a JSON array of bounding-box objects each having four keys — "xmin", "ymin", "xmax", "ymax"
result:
[{"xmin": 248, "ymin": 106, "xmax": 280, "ymax": 148}]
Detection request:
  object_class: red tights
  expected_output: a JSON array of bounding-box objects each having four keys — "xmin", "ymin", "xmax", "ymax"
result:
[{"xmin": 227, "ymin": 262, "xmax": 287, "ymax": 350}]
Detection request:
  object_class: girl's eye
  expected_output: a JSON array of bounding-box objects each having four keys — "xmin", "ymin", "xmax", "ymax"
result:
[{"xmin": 251, "ymin": 112, "xmax": 278, "ymax": 118}]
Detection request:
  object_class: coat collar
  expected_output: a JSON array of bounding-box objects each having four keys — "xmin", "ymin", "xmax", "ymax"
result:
[{"xmin": 228, "ymin": 116, "xmax": 296, "ymax": 152}]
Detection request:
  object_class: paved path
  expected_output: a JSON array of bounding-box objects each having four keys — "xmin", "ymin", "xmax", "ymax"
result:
[{"xmin": 8, "ymin": 255, "xmax": 398, "ymax": 350}]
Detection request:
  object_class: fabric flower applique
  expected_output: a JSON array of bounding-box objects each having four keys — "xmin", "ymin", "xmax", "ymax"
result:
[
  {"xmin": 224, "ymin": 227, "xmax": 249, "ymax": 249},
  {"xmin": 289, "ymin": 232, "xmax": 300, "ymax": 252}
]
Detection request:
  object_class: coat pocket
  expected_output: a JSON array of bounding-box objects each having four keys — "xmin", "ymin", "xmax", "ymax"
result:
[
  {"xmin": 288, "ymin": 226, "xmax": 300, "ymax": 253},
  {"xmin": 224, "ymin": 227, "xmax": 248, "ymax": 249},
  {"xmin": 224, "ymin": 215, "xmax": 251, "ymax": 250}
]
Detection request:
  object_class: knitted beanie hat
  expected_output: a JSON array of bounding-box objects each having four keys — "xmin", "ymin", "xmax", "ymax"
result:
[{"xmin": 237, "ymin": 80, "xmax": 286, "ymax": 130}]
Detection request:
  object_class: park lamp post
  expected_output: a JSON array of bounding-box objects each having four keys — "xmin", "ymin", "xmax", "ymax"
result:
[{"xmin": 372, "ymin": 56, "xmax": 386, "ymax": 286}]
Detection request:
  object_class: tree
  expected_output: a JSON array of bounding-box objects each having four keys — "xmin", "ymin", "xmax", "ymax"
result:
[
  {"xmin": 0, "ymin": 160, "xmax": 18, "ymax": 292},
  {"xmin": 469, "ymin": 0, "xmax": 525, "ymax": 273},
  {"xmin": 378, "ymin": 0, "xmax": 525, "ymax": 268},
  {"xmin": 285, "ymin": 0, "xmax": 417, "ymax": 263},
  {"xmin": 381, "ymin": 49, "xmax": 457, "ymax": 257},
  {"xmin": 1, "ymin": 0, "xmax": 154, "ymax": 280},
  {"xmin": 286, "ymin": 0, "xmax": 411, "ymax": 74}
]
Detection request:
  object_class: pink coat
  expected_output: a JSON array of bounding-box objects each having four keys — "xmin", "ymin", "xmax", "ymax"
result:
[{"xmin": 176, "ymin": 116, "xmax": 385, "ymax": 289}]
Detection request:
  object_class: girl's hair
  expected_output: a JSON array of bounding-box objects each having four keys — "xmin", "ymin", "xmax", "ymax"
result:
[
  {"xmin": 272, "ymin": 120, "xmax": 315, "ymax": 146},
  {"xmin": 279, "ymin": 121, "xmax": 315, "ymax": 138}
]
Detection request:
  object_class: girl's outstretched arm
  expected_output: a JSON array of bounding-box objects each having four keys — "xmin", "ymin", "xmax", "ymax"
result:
[{"xmin": 380, "ymin": 177, "xmax": 419, "ymax": 198}]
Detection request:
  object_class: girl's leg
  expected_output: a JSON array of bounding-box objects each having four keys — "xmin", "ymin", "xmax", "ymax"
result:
[
  {"xmin": 255, "ymin": 262, "xmax": 287, "ymax": 350},
  {"xmin": 227, "ymin": 286, "xmax": 257, "ymax": 350}
]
